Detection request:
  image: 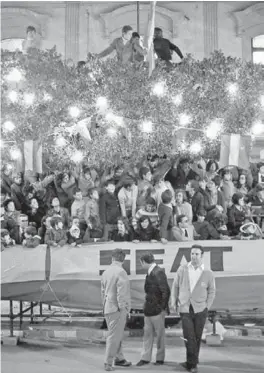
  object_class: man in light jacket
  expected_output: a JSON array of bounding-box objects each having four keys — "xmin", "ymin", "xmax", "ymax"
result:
[
  {"xmin": 170, "ymin": 244, "xmax": 216, "ymax": 373},
  {"xmin": 101, "ymin": 249, "xmax": 131, "ymax": 371}
]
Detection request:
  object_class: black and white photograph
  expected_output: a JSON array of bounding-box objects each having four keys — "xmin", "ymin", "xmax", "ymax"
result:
[{"xmin": 1, "ymin": 1, "xmax": 264, "ymax": 372}]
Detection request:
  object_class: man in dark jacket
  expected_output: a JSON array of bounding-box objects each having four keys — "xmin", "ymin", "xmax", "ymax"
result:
[
  {"xmin": 154, "ymin": 27, "xmax": 183, "ymax": 66},
  {"xmin": 136, "ymin": 253, "xmax": 170, "ymax": 367},
  {"xmin": 100, "ymin": 179, "xmax": 121, "ymax": 240}
]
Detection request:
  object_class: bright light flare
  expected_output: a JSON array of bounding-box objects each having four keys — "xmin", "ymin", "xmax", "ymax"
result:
[
  {"xmin": 141, "ymin": 120, "xmax": 153, "ymax": 133},
  {"xmin": 44, "ymin": 93, "xmax": 52, "ymax": 102},
  {"xmin": 205, "ymin": 119, "xmax": 223, "ymax": 139},
  {"xmin": 8, "ymin": 91, "xmax": 18, "ymax": 103},
  {"xmin": 179, "ymin": 113, "xmax": 191, "ymax": 126},
  {"xmin": 227, "ymin": 83, "xmax": 238, "ymax": 96},
  {"xmin": 96, "ymin": 96, "xmax": 108, "ymax": 112},
  {"xmin": 172, "ymin": 94, "xmax": 183, "ymax": 106},
  {"xmin": 152, "ymin": 82, "xmax": 166, "ymax": 97},
  {"xmin": 71, "ymin": 150, "xmax": 83, "ymax": 163},
  {"xmin": 190, "ymin": 142, "xmax": 202, "ymax": 154},
  {"xmin": 251, "ymin": 121, "xmax": 264, "ymax": 136},
  {"xmin": 69, "ymin": 106, "xmax": 81, "ymax": 118},
  {"xmin": 3, "ymin": 120, "xmax": 15, "ymax": 132},
  {"xmin": 10, "ymin": 148, "xmax": 22, "ymax": 160},
  {"xmin": 24, "ymin": 93, "xmax": 35, "ymax": 105},
  {"xmin": 6, "ymin": 68, "xmax": 23, "ymax": 82},
  {"xmin": 56, "ymin": 136, "xmax": 67, "ymax": 147}
]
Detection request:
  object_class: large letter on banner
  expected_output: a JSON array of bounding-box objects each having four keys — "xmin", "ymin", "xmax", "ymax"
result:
[{"xmin": 219, "ymin": 134, "xmax": 251, "ymax": 169}]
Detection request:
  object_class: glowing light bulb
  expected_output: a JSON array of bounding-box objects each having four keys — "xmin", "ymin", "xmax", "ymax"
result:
[
  {"xmin": 179, "ymin": 113, "xmax": 191, "ymax": 126},
  {"xmin": 180, "ymin": 142, "xmax": 187, "ymax": 151},
  {"xmin": 8, "ymin": 91, "xmax": 18, "ymax": 103},
  {"xmin": 3, "ymin": 120, "xmax": 15, "ymax": 132},
  {"xmin": 10, "ymin": 148, "xmax": 21, "ymax": 160},
  {"xmin": 6, "ymin": 68, "xmax": 23, "ymax": 82},
  {"xmin": 56, "ymin": 136, "xmax": 67, "ymax": 147},
  {"xmin": 69, "ymin": 106, "xmax": 80, "ymax": 118},
  {"xmin": 141, "ymin": 120, "xmax": 153, "ymax": 133},
  {"xmin": 71, "ymin": 150, "xmax": 83, "ymax": 163},
  {"xmin": 172, "ymin": 94, "xmax": 183, "ymax": 106},
  {"xmin": 190, "ymin": 142, "xmax": 202, "ymax": 154},
  {"xmin": 152, "ymin": 82, "xmax": 166, "ymax": 97},
  {"xmin": 24, "ymin": 93, "xmax": 35, "ymax": 105},
  {"xmin": 43, "ymin": 93, "xmax": 52, "ymax": 102},
  {"xmin": 105, "ymin": 112, "xmax": 116, "ymax": 123},
  {"xmin": 251, "ymin": 121, "xmax": 264, "ymax": 135},
  {"xmin": 106, "ymin": 127, "xmax": 117, "ymax": 138},
  {"xmin": 205, "ymin": 119, "xmax": 223, "ymax": 139},
  {"xmin": 96, "ymin": 96, "xmax": 108, "ymax": 111},
  {"xmin": 227, "ymin": 83, "xmax": 238, "ymax": 96}
]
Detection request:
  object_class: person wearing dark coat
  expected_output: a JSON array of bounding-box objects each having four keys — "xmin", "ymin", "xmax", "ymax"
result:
[
  {"xmin": 227, "ymin": 193, "xmax": 247, "ymax": 235},
  {"xmin": 153, "ymin": 27, "xmax": 183, "ymax": 65},
  {"xmin": 100, "ymin": 180, "xmax": 121, "ymax": 241},
  {"xmin": 136, "ymin": 253, "xmax": 170, "ymax": 367},
  {"xmin": 133, "ymin": 216, "xmax": 160, "ymax": 242},
  {"xmin": 112, "ymin": 216, "xmax": 133, "ymax": 242},
  {"xmin": 1, "ymin": 164, "xmax": 13, "ymax": 197}
]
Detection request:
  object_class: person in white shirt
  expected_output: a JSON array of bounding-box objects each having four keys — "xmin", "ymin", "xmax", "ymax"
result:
[{"xmin": 170, "ymin": 245, "xmax": 216, "ymax": 373}]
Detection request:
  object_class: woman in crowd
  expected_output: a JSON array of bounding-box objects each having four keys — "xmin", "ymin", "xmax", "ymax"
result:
[
  {"xmin": 236, "ymin": 173, "xmax": 250, "ymax": 196},
  {"xmin": 174, "ymin": 189, "xmax": 193, "ymax": 223},
  {"xmin": 205, "ymin": 160, "xmax": 219, "ymax": 181},
  {"xmin": 132, "ymin": 215, "xmax": 160, "ymax": 243},
  {"xmin": 27, "ymin": 198, "xmax": 46, "ymax": 230},
  {"xmin": 227, "ymin": 192, "xmax": 248, "ymax": 236},
  {"xmin": 112, "ymin": 216, "xmax": 133, "ymax": 242},
  {"xmin": 1, "ymin": 199, "xmax": 22, "ymax": 244}
]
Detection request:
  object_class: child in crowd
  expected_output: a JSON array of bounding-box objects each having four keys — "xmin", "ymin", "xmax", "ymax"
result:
[
  {"xmin": 67, "ymin": 216, "xmax": 85, "ymax": 246},
  {"xmin": 221, "ymin": 170, "xmax": 235, "ymax": 207},
  {"xmin": 71, "ymin": 188, "xmax": 86, "ymax": 222},
  {"xmin": 1, "ymin": 229, "xmax": 15, "ymax": 250},
  {"xmin": 84, "ymin": 188, "xmax": 102, "ymax": 240},
  {"xmin": 135, "ymin": 197, "xmax": 159, "ymax": 227},
  {"xmin": 38, "ymin": 216, "xmax": 52, "ymax": 244},
  {"xmin": 22, "ymin": 226, "xmax": 41, "ymax": 248},
  {"xmin": 44, "ymin": 216, "xmax": 67, "ymax": 247},
  {"xmin": 100, "ymin": 180, "xmax": 120, "ymax": 241},
  {"xmin": 158, "ymin": 189, "xmax": 174, "ymax": 244}
]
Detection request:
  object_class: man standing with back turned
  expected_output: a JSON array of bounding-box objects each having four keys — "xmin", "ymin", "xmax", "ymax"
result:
[
  {"xmin": 101, "ymin": 249, "xmax": 132, "ymax": 371},
  {"xmin": 171, "ymin": 244, "xmax": 216, "ymax": 373}
]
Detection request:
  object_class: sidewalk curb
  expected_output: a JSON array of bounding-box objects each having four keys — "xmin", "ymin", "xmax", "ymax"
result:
[{"xmin": 2, "ymin": 325, "xmax": 264, "ymax": 347}]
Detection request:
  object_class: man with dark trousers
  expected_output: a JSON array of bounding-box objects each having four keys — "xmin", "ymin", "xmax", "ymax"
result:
[
  {"xmin": 136, "ymin": 252, "xmax": 171, "ymax": 367},
  {"xmin": 154, "ymin": 27, "xmax": 184, "ymax": 66},
  {"xmin": 171, "ymin": 244, "xmax": 216, "ymax": 373}
]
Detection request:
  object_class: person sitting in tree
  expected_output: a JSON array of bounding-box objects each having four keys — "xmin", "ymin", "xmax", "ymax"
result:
[
  {"xmin": 153, "ymin": 27, "xmax": 183, "ymax": 66},
  {"xmin": 97, "ymin": 25, "xmax": 136, "ymax": 64},
  {"xmin": 22, "ymin": 26, "xmax": 40, "ymax": 53}
]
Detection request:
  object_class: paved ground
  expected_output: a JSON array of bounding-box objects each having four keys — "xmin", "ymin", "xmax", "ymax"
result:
[{"xmin": 1, "ymin": 337, "xmax": 264, "ymax": 373}]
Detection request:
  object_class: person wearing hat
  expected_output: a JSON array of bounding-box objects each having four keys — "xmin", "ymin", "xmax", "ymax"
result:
[{"xmin": 101, "ymin": 249, "xmax": 131, "ymax": 371}]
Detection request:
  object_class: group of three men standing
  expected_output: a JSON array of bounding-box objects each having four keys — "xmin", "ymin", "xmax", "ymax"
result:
[{"xmin": 101, "ymin": 245, "xmax": 216, "ymax": 372}]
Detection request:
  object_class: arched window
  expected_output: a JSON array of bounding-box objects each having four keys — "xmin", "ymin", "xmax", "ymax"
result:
[
  {"xmin": 1, "ymin": 38, "xmax": 24, "ymax": 52},
  {"xmin": 252, "ymin": 35, "xmax": 264, "ymax": 64}
]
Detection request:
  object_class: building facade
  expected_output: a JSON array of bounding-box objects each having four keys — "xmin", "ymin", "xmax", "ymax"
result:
[{"xmin": 1, "ymin": 1, "xmax": 264, "ymax": 63}]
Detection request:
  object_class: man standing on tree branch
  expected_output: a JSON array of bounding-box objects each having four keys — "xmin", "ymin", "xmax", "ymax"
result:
[
  {"xmin": 170, "ymin": 244, "xmax": 216, "ymax": 373},
  {"xmin": 154, "ymin": 27, "xmax": 184, "ymax": 66}
]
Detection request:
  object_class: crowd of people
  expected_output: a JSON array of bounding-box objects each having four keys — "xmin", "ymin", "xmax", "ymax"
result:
[{"xmin": 1, "ymin": 154, "xmax": 264, "ymax": 250}]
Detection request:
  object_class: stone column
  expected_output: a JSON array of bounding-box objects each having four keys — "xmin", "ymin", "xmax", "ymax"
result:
[
  {"xmin": 203, "ymin": 2, "xmax": 218, "ymax": 58},
  {"xmin": 65, "ymin": 2, "xmax": 80, "ymax": 62}
]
